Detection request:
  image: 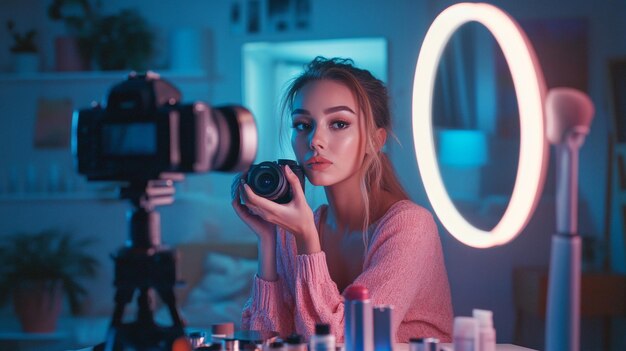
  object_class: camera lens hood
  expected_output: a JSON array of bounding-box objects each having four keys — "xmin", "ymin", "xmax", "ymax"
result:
[{"xmin": 212, "ymin": 106, "xmax": 257, "ymax": 172}]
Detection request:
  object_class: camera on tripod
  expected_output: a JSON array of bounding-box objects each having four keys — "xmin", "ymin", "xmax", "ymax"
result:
[
  {"xmin": 73, "ymin": 71, "xmax": 257, "ymax": 181},
  {"xmin": 72, "ymin": 71, "xmax": 258, "ymax": 351}
]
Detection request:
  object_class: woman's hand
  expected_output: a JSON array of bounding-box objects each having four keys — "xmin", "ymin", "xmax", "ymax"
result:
[
  {"xmin": 231, "ymin": 172, "xmax": 279, "ymax": 281},
  {"xmin": 233, "ymin": 166, "xmax": 321, "ymax": 255},
  {"xmin": 231, "ymin": 173, "xmax": 276, "ymax": 242}
]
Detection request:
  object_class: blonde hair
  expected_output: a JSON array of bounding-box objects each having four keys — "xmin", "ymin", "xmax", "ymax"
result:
[{"xmin": 281, "ymin": 57, "xmax": 408, "ymax": 244}]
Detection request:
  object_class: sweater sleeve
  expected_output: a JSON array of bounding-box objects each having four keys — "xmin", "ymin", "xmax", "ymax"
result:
[
  {"xmin": 291, "ymin": 202, "xmax": 451, "ymax": 342},
  {"xmin": 292, "ymin": 251, "xmax": 344, "ymax": 339},
  {"xmin": 241, "ymin": 231, "xmax": 296, "ymax": 336},
  {"xmin": 241, "ymin": 274, "xmax": 294, "ymax": 336}
]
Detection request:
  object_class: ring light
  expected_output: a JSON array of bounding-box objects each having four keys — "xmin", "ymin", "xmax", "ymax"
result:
[{"xmin": 412, "ymin": 2, "xmax": 548, "ymax": 248}]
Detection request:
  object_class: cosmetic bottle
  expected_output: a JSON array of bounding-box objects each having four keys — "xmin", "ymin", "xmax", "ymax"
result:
[
  {"xmin": 373, "ymin": 305, "xmax": 393, "ymax": 351},
  {"xmin": 473, "ymin": 309, "xmax": 496, "ymax": 351},
  {"xmin": 453, "ymin": 316, "xmax": 478, "ymax": 351},
  {"xmin": 187, "ymin": 331, "xmax": 208, "ymax": 349},
  {"xmin": 285, "ymin": 334, "xmax": 307, "ymax": 351},
  {"xmin": 409, "ymin": 337, "xmax": 439, "ymax": 351},
  {"xmin": 267, "ymin": 340, "xmax": 287, "ymax": 351},
  {"xmin": 310, "ymin": 324, "xmax": 335, "ymax": 351},
  {"xmin": 211, "ymin": 322, "xmax": 235, "ymax": 350},
  {"xmin": 343, "ymin": 285, "xmax": 373, "ymax": 351}
]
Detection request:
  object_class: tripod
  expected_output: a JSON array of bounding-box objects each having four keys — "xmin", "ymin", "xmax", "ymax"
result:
[{"xmin": 96, "ymin": 177, "xmax": 191, "ymax": 351}]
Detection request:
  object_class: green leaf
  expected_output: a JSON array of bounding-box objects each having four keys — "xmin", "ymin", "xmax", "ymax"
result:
[{"xmin": 0, "ymin": 229, "xmax": 100, "ymax": 315}]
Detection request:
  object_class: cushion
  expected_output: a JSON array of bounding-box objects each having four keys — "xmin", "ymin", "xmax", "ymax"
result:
[{"xmin": 155, "ymin": 251, "xmax": 256, "ymax": 329}]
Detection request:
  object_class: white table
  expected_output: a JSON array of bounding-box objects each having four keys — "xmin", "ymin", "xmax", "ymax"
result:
[{"xmin": 394, "ymin": 343, "xmax": 537, "ymax": 351}]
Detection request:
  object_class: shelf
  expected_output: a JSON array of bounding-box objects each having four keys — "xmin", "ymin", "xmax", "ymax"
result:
[
  {"xmin": 0, "ymin": 191, "xmax": 227, "ymax": 204},
  {"xmin": 0, "ymin": 69, "xmax": 209, "ymax": 83},
  {"xmin": 0, "ymin": 191, "xmax": 118, "ymax": 202}
]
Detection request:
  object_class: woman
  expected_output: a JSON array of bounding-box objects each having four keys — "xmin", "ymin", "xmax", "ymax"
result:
[{"xmin": 231, "ymin": 57, "xmax": 453, "ymax": 342}]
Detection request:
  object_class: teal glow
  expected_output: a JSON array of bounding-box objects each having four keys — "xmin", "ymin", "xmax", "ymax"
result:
[
  {"xmin": 437, "ymin": 129, "xmax": 488, "ymax": 167},
  {"xmin": 242, "ymin": 38, "xmax": 388, "ymax": 209},
  {"xmin": 243, "ymin": 37, "xmax": 388, "ymax": 162}
]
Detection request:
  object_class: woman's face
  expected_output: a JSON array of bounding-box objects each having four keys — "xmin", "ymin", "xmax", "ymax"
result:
[{"xmin": 291, "ymin": 79, "xmax": 365, "ymax": 187}]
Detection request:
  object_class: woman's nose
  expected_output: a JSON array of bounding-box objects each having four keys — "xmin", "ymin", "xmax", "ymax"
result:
[{"xmin": 309, "ymin": 127, "xmax": 326, "ymax": 150}]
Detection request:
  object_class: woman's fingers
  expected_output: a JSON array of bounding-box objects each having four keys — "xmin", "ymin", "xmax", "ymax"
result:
[
  {"xmin": 231, "ymin": 173, "xmax": 247, "ymax": 200},
  {"xmin": 242, "ymin": 183, "xmax": 271, "ymax": 207},
  {"xmin": 232, "ymin": 191, "xmax": 254, "ymax": 218},
  {"xmin": 284, "ymin": 165, "xmax": 306, "ymax": 202},
  {"xmin": 241, "ymin": 183, "xmax": 282, "ymax": 220},
  {"xmin": 232, "ymin": 189, "xmax": 276, "ymax": 236},
  {"xmin": 232, "ymin": 180, "xmax": 261, "ymax": 220},
  {"xmin": 234, "ymin": 167, "xmax": 314, "ymax": 239}
]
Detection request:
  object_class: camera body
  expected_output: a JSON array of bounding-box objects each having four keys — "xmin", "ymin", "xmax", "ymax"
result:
[
  {"xmin": 72, "ymin": 72, "xmax": 257, "ymax": 181},
  {"xmin": 247, "ymin": 159, "xmax": 305, "ymax": 204}
]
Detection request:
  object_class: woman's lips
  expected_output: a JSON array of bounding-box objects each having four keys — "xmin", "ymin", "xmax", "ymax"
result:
[{"xmin": 306, "ymin": 156, "xmax": 332, "ymax": 171}]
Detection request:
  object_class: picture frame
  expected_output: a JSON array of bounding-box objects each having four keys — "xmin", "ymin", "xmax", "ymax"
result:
[{"xmin": 230, "ymin": 0, "xmax": 311, "ymax": 35}]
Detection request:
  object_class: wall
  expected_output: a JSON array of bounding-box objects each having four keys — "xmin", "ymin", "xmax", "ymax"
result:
[
  {"xmin": 430, "ymin": 0, "xmax": 617, "ymax": 236},
  {"xmin": 1, "ymin": 0, "xmax": 624, "ymax": 346},
  {"xmin": 426, "ymin": 2, "xmax": 624, "ymax": 347}
]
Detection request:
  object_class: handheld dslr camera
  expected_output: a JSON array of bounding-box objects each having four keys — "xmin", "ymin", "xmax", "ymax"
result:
[
  {"xmin": 247, "ymin": 159, "xmax": 305, "ymax": 204},
  {"xmin": 72, "ymin": 71, "xmax": 257, "ymax": 180}
]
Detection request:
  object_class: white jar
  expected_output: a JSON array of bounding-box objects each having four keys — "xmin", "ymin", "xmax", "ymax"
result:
[
  {"xmin": 453, "ymin": 316, "xmax": 478, "ymax": 351},
  {"xmin": 473, "ymin": 309, "xmax": 496, "ymax": 351}
]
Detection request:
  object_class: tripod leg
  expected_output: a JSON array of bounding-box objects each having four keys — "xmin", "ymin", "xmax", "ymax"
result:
[
  {"xmin": 137, "ymin": 287, "xmax": 155, "ymax": 324},
  {"xmin": 155, "ymin": 285, "xmax": 184, "ymax": 327},
  {"xmin": 112, "ymin": 286, "xmax": 135, "ymax": 326},
  {"xmin": 99, "ymin": 286, "xmax": 136, "ymax": 351}
]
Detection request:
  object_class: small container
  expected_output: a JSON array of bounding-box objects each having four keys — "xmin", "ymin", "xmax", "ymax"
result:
[
  {"xmin": 473, "ymin": 309, "xmax": 496, "ymax": 351},
  {"xmin": 212, "ymin": 322, "xmax": 236, "ymax": 350},
  {"xmin": 453, "ymin": 317, "xmax": 478, "ymax": 351},
  {"xmin": 187, "ymin": 331, "xmax": 207, "ymax": 349},
  {"xmin": 285, "ymin": 334, "xmax": 307, "ymax": 351},
  {"xmin": 310, "ymin": 323, "xmax": 335, "ymax": 351},
  {"xmin": 267, "ymin": 340, "xmax": 287, "ymax": 351},
  {"xmin": 343, "ymin": 285, "xmax": 373, "ymax": 351},
  {"xmin": 212, "ymin": 322, "xmax": 235, "ymax": 338},
  {"xmin": 373, "ymin": 305, "xmax": 393, "ymax": 351},
  {"xmin": 409, "ymin": 337, "xmax": 439, "ymax": 351}
]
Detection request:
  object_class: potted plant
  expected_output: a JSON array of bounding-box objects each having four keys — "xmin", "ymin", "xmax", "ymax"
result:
[
  {"xmin": 0, "ymin": 229, "xmax": 99, "ymax": 333},
  {"xmin": 48, "ymin": 1, "xmax": 155, "ymax": 71},
  {"xmin": 89, "ymin": 8, "xmax": 155, "ymax": 71},
  {"xmin": 47, "ymin": 0, "xmax": 100, "ymax": 71},
  {"xmin": 6, "ymin": 20, "xmax": 39, "ymax": 73}
]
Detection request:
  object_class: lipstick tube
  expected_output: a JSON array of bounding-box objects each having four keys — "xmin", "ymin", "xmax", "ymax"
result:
[{"xmin": 343, "ymin": 285, "xmax": 373, "ymax": 351}]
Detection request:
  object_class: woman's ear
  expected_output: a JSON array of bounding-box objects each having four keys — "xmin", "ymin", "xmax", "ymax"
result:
[{"xmin": 374, "ymin": 128, "xmax": 387, "ymax": 151}]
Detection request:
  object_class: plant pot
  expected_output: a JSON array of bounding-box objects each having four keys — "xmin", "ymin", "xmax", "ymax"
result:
[
  {"xmin": 11, "ymin": 53, "xmax": 39, "ymax": 73},
  {"xmin": 55, "ymin": 36, "xmax": 91, "ymax": 72},
  {"xmin": 13, "ymin": 280, "xmax": 63, "ymax": 333}
]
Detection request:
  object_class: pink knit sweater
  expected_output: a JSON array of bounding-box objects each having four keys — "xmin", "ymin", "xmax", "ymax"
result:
[{"xmin": 241, "ymin": 200, "xmax": 453, "ymax": 342}]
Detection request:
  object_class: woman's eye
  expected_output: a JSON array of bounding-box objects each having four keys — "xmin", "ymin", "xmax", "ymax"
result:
[
  {"xmin": 292, "ymin": 121, "xmax": 311, "ymax": 131},
  {"xmin": 331, "ymin": 121, "xmax": 350, "ymax": 129}
]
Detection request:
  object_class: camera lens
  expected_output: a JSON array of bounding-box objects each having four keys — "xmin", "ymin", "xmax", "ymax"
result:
[
  {"xmin": 212, "ymin": 106, "xmax": 257, "ymax": 172},
  {"xmin": 248, "ymin": 162, "xmax": 288, "ymax": 200},
  {"xmin": 257, "ymin": 173, "xmax": 277, "ymax": 192}
]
